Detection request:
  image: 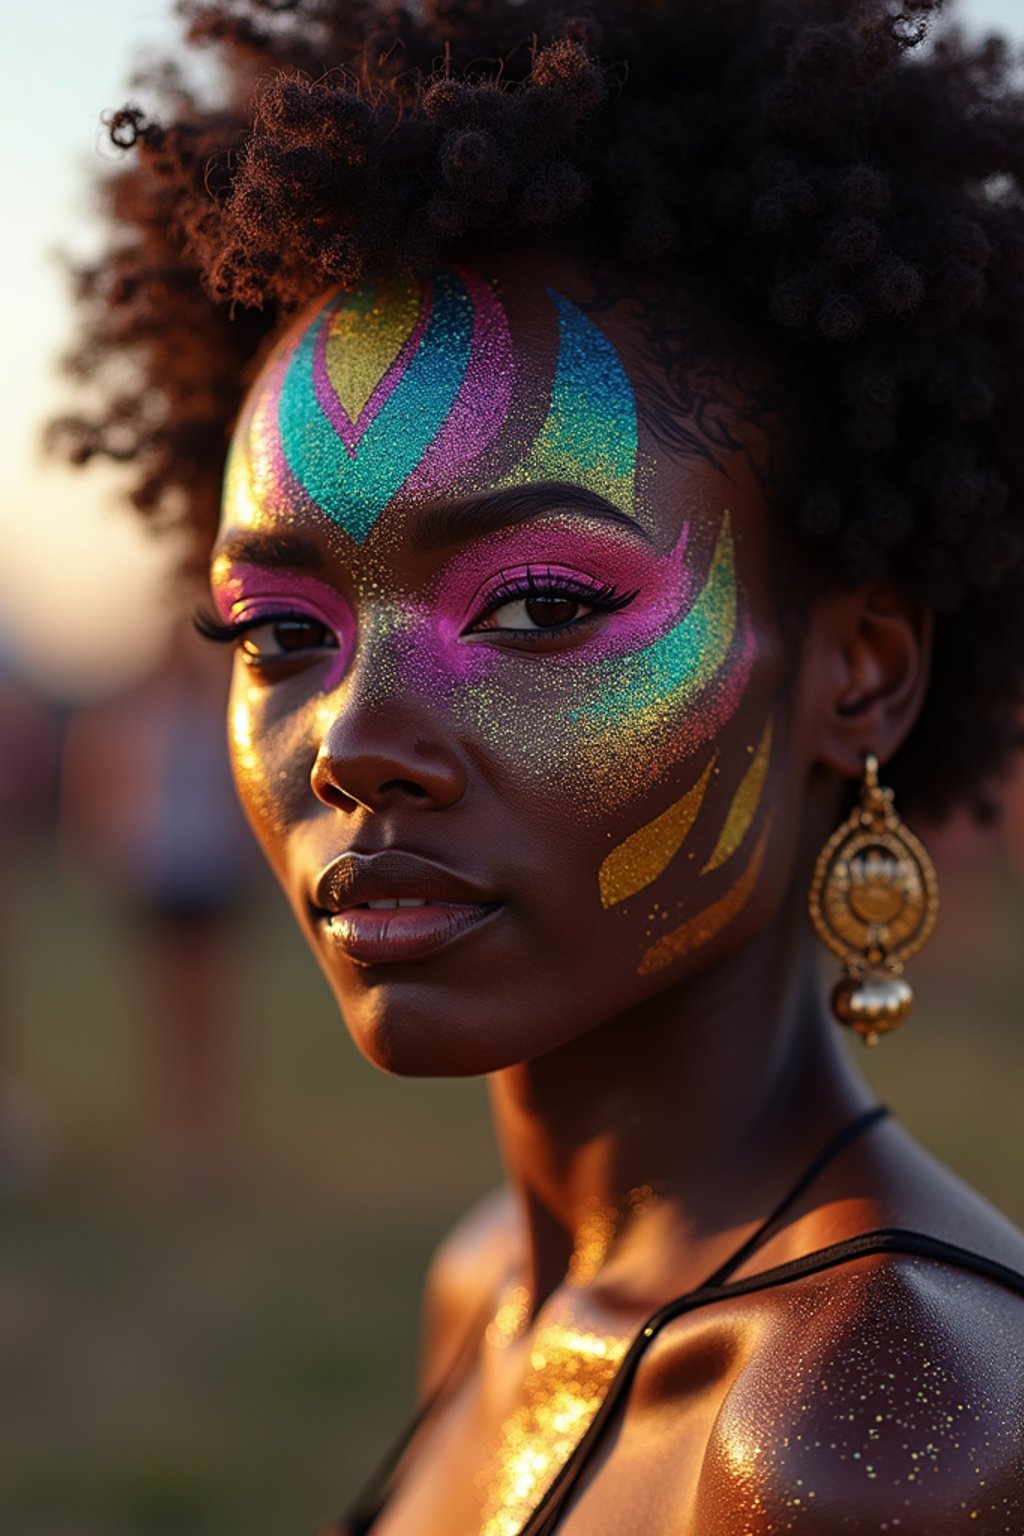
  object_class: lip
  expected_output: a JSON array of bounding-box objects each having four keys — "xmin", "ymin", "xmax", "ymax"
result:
[{"xmin": 312, "ymin": 851, "xmax": 502, "ymax": 965}]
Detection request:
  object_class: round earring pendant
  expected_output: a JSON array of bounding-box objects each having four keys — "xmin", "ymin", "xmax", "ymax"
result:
[
  {"xmin": 808, "ymin": 761, "xmax": 939, "ymax": 1043},
  {"xmin": 814, "ymin": 822, "xmax": 936, "ymax": 967},
  {"xmin": 832, "ymin": 975, "xmax": 914, "ymax": 1047}
]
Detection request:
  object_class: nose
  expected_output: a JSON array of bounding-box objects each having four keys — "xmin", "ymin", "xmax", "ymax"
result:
[{"xmin": 310, "ymin": 698, "xmax": 468, "ymax": 815}]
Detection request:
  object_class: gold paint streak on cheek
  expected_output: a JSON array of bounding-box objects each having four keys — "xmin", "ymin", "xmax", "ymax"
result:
[
  {"xmin": 599, "ymin": 755, "xmax": 716, "ymax": 909},
  {"xmin": 702, "ymin": 720, "xmax": 774, "ymax": 875},
  {"xmin": 637, "ymin": 813, "xmax": 775, "ymax": 977}
]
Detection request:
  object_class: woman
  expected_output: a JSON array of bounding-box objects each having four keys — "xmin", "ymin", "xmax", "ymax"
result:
[{"xmin": 56, "ymin": 0, "xmax": 1024, "ymax": 1530}]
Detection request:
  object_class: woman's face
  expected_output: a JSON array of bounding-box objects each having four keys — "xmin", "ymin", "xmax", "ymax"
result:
[{"xmin": 211, "ymin": 257, "xmax": 793, "ymax": 1075}]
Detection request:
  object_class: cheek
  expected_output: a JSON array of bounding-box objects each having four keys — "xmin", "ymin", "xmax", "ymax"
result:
[
  {"xmin": 426, "ymin": 515, "xmax": 759, "ymax": 822},
  {"xmin": 227, "ymin": 670, "xmax": 313, "ymax": 865}
]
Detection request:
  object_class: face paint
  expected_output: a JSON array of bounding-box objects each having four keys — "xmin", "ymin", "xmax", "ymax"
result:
[
  {"xmin": 224, "ymin": 272, "xmax": 642, "ymax": 547},
  {"xmin": 574, "ymin": 513, "xmax": 739, "ymax": 740},
  {"xmin": 599, "ymin": 756, "xmax": 715, "ymax": 909},
  {"xmin": 638, "ymin": 814, "xmax": 775, "ymax": 977},
  {"xmin": 701, "ymin": 719, "xmax": 774, "ymax": 875},
  {"xmin": 227, "ymin": 268, "xmax": 515, "ymax": 543},
  {"xmin": 501, "ymin": 290, "xmax": 639, "ymax": 515},
  {"xmin": 211, "ymin": 565, "xmax": 356, "ymax": 691},
  {"xmin": 382, "ymin": 510, "xmax": 751, "ymax": 815},
  {"xmin": 215, "ymin": 261, "xmax": 783, "ymax": 1077}
]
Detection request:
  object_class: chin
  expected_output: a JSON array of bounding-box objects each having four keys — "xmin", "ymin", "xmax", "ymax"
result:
[{"xmin": 326, "ymin": 968, "xmax": 593, "ymax": 1079}]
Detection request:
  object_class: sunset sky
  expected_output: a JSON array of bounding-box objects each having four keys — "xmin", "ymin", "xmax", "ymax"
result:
[{"xmin": 2, "ymin": 0, "xmax": 1021, "ymax": 696}]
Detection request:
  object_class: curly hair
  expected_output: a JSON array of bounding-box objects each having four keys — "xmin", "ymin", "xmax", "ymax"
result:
[{"xmin": 50, "ymin": 0, "xmax": 1024, "ymax": 821}]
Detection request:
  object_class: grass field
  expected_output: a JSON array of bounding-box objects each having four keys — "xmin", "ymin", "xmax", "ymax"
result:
[{"xmin": 4, "ymin": 829, "xmax": 1023, "ymax": 1536}]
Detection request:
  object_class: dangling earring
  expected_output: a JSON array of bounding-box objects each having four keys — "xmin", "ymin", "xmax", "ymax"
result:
[{"xmin": 808, "ymin": 755, "xmax": 939, "ymax": 1047}]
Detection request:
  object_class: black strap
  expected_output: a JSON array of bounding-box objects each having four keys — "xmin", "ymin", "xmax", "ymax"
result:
[
  {"xmin": 702, "ymin": 1103, "xmax": 890, "ymax": 1288},
  {"xmin": 337, "ymin": 1104, "xmax": 890, "ymax": 1535},
  {"xmin": 518, "ymin": 1226, "xmax": 1024, "ymax": 1536}
]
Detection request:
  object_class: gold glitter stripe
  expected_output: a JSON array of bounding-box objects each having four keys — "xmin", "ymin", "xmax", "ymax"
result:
[
  {"xmin": 598, "ymin": 756, "xmax": 716, "ymax": 909},
  {"xmin": 326, "ymin": 281, "xmax": 421, "ymax": 422},
  {"xmin": 701, "ymin": 719, "xmax": 773, "ymax": 875},
  {"xmin": 637, "ymin": 813, "xmax": 774, "ymax": 977}
]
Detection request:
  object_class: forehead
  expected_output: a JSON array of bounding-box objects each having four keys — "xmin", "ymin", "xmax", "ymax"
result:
[{"xmin": 221, "ymin": 265, "xmax": 653, "ymax": 546}]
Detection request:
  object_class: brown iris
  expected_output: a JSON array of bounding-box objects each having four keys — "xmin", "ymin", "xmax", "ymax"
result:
[{"xmin": 525, "ymin": 596, "xmax": 581, "ymax": 628}]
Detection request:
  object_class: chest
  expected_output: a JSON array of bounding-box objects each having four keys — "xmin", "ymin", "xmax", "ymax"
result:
[{"xmin": 368, "ymin": 1306, "xmax": 750, "ymax": 1536}]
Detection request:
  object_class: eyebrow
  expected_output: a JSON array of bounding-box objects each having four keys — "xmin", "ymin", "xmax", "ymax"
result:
[
  {"xmin": 213, "ymin": 483, "xmax": 652, "ymax": 572},
  {"xmin": 410, "ymin": 483, "xmax": 653, "ymax": 551},
  {"xmin": 211, "ymin": 532, "xmax": 329, "ymax": 572}
]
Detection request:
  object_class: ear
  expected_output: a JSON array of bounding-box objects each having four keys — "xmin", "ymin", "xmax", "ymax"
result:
[{"xmin": 795, "ymin": 586, "xmax": 933, "ymax": 778}]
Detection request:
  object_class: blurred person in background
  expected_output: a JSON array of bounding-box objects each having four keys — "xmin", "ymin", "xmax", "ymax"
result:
[
  {"xmin": 61, "ymin": 620, "xmax": 259, "ymax": 1189},
  {"xmin": 0, "ymin": 628, "xmax": 61, "ymax": 1197},
  {"xmin": 51, "ymin": 1, "xmax": 1024, "ymax": 1532}
]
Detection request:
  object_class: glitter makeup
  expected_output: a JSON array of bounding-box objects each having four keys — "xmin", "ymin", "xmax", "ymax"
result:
[
  {"xmin": 599, "ymin": 756, "xmax": 716, "ymax": 909},
  {"xmin": 638, "ymin": 814, "xmax": 775, "ymax": 977},
  {"xmin": 573, "ymin": 513, "xmax": 739, "ymax": 740},
  {"xmin": 501, "ymin": 290, "xmax": 639, "ymax": 516},
  {"xmin": 702, "ymin": 719, "xmax": 774, "ymax": 875},
  {"xmin": 227, "ymin": 268, "xmax": 514, "ymax": 544},
  {"xmin": 479, "ymin": 1309, "xmax": 629, "ymax": 1536}
]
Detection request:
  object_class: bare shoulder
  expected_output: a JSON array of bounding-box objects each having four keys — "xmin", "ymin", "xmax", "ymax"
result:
[
  {"xmin": 697, "ymin": 1252, "xmax": 1024, "ymax": 1534},
  {"xmin": 418, "ymin": 1183, "xmax": 520, "ymax": 1395}
]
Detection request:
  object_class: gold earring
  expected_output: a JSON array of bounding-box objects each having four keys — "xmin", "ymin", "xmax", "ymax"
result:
[{"xmin": 808, "ymin": 755, "xmax": 939, "ymax": 1047}]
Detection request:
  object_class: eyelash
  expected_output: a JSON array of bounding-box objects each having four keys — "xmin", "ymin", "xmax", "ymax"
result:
[
  {"xmin": 192, "ymin": 607, "xmax": 336, "ymax": 651},
  {"xmin": 470, "ymin": 570, "xmax": 639, "ymax": 636},
  {"xmin": 192, "ymin": 572, "xmax": 639, "ymax": 656}
]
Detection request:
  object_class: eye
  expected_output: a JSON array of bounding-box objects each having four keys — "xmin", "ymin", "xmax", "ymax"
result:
[
  {"xmin": 468, "ymin": 571, "xmax": 639, "ymax": 639},
  {"xmin": 193, "ymin": 607, "xmax": 340, "ymax": 667},
  {"xmin": 239, "ymin": 616, "xmax": 339, "ymax": 661},
  {"xmin": 480, "ymin": 593, "xmax": 598, "ymax": 631}
]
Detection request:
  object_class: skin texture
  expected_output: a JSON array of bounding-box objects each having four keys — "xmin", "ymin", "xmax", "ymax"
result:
[{"xmin": 209, "ymin": 254, "xmax": 1024, "ymax": 1535}]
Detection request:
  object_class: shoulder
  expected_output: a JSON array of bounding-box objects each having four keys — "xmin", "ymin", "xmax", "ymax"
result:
[
  {"xmin": 697, "ymin": 1251, "xmax": 1024, "ymax": 1534},
  {"xmin": 418, "ymin": 1183, "xmax": 519, "ymax": 1395}
]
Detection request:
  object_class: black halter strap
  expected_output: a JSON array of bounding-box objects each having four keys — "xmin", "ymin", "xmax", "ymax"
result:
[
  {"xmin": 517, "ymin": 1104, "xmax": 893, "ymax": 1536},
  {"xmin": 517, "ymin": 1224, "xmax": 1024, "ymax": 1536},
  {"xmin": 334, "ymin": 1104, "xmax": 891, "ymax": 1535}
]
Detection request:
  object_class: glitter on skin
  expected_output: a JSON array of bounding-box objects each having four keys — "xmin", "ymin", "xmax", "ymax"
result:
[
  {"xmin": 221, "ymin": 276, "xmax": 757, "ymax": 853},
  {"xmin": 486, "ymin": 1285, "xmax": 533, "ymax": 1351},
  {"xmin": 212, "ymin": 566, "xmax": 356, "ymax": 691},
  {"xmin": 572, "ymin": 512, "xmax": 740, "ymax": 739},
  {"xmin": 479, "ymin": 1313, "xmax": 629, "ymax": 1536},
  {"xmin": 701, "ymin": 718, "xmax": 774, "ymax": 875},
  {"xmin": 229, "ymin": 268, "xmax": 515, "ymax": 545},
  {"xmin": 598, "ymin": 755, "xmax": 716, "ymax": 909},
  {"xmin": 377, "ymin": 511, "xmax": 752, "ymax": 813},
  {"xmin": 709, "ymin": 1262, "xmax": 1024, "ymax": 1529},
  {"xmin": 502, "ymin": 290, "xmax": 639, "ymax": 516},
  {"xmin": 637, "ymin": 813, "xmax": 774, "ymax": 977}
]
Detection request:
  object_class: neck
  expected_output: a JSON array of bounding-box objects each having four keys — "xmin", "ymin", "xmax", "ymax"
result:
[{"xmin": 487, "ymin": 900, "xmax": 873, "ymax": 1309}]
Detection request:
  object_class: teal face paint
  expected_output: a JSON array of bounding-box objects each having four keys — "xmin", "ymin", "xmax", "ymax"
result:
[
  {"xmin": 223, "ymin": 273, "xmax": 642, "ymax": 545},
  {"xmin": 572, "ymin": 514, "xmax": 744, "ymax": 737},
  {"xmin": 504, "ymin": 291, "xmax": 639, "ymax": 515}
]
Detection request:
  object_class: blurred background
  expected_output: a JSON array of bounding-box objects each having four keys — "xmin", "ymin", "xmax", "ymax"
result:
[{"xmin": 2, "ymin": 3, "xmax": 1023, "ymax": 1533}]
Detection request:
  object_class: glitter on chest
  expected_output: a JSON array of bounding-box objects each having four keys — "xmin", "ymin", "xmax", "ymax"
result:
[{"xmin": 477, "ymin": 1316, "xmax": 629, "ymax": 1536}]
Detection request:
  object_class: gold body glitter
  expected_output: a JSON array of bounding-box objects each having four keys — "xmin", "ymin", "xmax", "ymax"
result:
[
  {"xmin": 702, "ymin": 719, "xmax": 774, "ymax": 875},
  {"xmin": 598, "ymin": 756, "xmax": 715, "ymax": 908},
  {"xmin": 638, "ymin": 814, "xmax": 774, "ymax": 976},
  {"xmin": 478, "ymin": 1309, "xmax": 629, "ymax": 1536}
]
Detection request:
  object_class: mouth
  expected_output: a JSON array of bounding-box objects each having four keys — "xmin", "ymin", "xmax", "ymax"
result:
[{"xmin": 312, "ymin": 851, "xmax": 503, "ymax": 965}]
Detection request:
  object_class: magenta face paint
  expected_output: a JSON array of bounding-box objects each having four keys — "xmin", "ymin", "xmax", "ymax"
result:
[{"xmin": 213, "ymin": 566, "xmax": 357, "ymax": 692}]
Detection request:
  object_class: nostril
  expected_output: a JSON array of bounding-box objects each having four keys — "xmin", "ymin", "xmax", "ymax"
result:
[{"xmin": 379, "ymin": 778, "xmax": 430, "ymax": 799}]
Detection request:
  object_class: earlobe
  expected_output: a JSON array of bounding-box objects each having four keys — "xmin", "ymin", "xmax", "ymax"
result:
[{"xmin": 803, "ymin": 586, "xmax": 933, "ymax": 778}]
